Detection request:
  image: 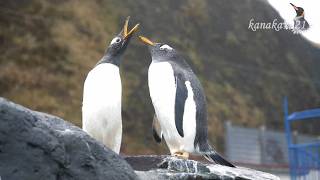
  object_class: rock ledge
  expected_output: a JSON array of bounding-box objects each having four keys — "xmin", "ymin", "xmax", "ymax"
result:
[
  {"xmin": 0, "ymin": 97, "xmax": 138, "ymax": 180},
  {"xmin": 125, "ymin": 155, "xmax": 280, "ymax": 180}
]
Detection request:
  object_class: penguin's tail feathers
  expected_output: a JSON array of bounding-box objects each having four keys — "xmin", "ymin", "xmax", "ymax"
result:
[{"xmin": 202, "ymin": 144, "xmax": 236, "ymax": 168}]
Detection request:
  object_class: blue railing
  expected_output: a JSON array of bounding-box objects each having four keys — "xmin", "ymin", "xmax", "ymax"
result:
[{"xmin": 284, "ymin": 97, "xmax": 320, "ymax": 180}]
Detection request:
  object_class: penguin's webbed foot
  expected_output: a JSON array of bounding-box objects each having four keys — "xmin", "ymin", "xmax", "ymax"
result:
[{"xmin": 173, "ymin": 151, "xmax": 189, "ymax": 159}]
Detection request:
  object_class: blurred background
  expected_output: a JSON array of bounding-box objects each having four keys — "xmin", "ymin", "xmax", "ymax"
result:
[{"xmin": 0, "ymin": 0, "xmax": 319, "ymax": 179}]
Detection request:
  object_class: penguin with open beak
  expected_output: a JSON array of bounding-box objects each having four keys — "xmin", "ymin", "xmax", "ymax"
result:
[
  {"xmin": 290, "ymin": 3, "xmax": 309, "ymax": 31},
  {"xmin": 82, "ymin": 17, "xmax": 139, "ymax": 153},
  {"xmin": 139, "ymin": 36, "xmax": 235, "ymax": 167}
]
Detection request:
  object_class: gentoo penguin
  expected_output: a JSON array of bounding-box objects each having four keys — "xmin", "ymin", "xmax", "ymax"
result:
[
  {"xmin": 139, "ymin": 36, "xmax": 235, "ymax": 167},
  {"xmin": 82, "ymin": 17, "xmax": 139, "ymax": 153},
  {"xmin": 290, "ymin": 3, "xmax": 309, "ymax": 31}
]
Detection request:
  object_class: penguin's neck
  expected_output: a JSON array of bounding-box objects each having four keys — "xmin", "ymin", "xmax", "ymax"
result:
[
  {"xmin": 152, "ymin": 57, "xmax": 165, "ymax": 63},
  {"xmin": 151, "ymin": 54, "xmax": 174, "ymax": 63},
  {"xmin": 295, "ymin": 15, "xmax": 304, "ymax": 19},
  {"xmin": 96, "ymin": 53, "xmax": 121, "ymax": 67}
]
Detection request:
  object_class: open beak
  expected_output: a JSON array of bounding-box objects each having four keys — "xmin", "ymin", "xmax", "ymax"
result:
[
  {"xmin": 123, "ymin": 16, "xmax": 139, "ymax": 39},
  {"xmin": 138, "ymin": 36, "xmax": 155, "ymax": 46},
  {"xmin": 290, "ymin": 3, "xmax": 298, "ymax": 11}
]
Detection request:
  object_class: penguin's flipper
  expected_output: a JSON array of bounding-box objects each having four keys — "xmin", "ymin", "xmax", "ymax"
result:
[
  {"xmin": 174, "ymin": 74, "xmax": 188, "ymax": 137},
  {"xmin": 152, "ymin": 114, "xmax": 162, "ymax": 143}
]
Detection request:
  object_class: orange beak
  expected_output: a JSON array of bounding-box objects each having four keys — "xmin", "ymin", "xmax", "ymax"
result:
[
  {"xmin": 138, "ymin": 36, "xmax": 155, "ymax": 46},
  {"xmin": 123, "ymin": 16, "xmax": 140, "ymax": 39}
]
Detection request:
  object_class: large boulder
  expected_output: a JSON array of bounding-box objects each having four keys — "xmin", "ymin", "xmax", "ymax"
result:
[
  {"xmin": 125, "ymin": 155, "xmax": 280, "ymax": 180},
  {"xmin": 0, "ymin": 98, "xmax": 138, "ymax": 180}
]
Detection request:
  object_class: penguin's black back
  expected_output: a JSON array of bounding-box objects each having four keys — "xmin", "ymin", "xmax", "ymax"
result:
[{"xmin": 167, "ymin": 54, "xmax": 209, "ymax": 151}]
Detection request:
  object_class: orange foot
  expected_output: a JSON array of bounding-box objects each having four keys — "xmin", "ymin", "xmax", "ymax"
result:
[{"xmin": 173, "ymin": 151, "xmax": 189, "ymax": 159}]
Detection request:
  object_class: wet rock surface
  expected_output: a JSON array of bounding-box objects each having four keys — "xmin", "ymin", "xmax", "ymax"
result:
[
  {"xmin": 0, "ymin": 98, "xmax": 138, "ymax": 180},
  {"xmin": 125, "ymin": 155, "xmax": 280, "ymax": 180}
]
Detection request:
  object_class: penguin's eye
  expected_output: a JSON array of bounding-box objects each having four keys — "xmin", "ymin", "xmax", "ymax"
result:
[
  {"xmin": 110, "ymin": 37, "xmax": 122, "ymax": 45},
  {"xmin": 160, "ymin": 44, "xmax": 173, "ymax": 51}
]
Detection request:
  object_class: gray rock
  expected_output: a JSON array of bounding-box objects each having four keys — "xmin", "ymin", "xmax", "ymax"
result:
[
  {"xmin": 0, "ymin": 97, "xmax": 138, "ymax": 180},
  {"xmin": 125, "ymin": 155, "xmax": 280, "ymax": 180}
]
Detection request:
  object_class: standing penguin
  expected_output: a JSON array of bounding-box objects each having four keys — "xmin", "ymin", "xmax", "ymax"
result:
[
  {"xmin": 82, "ymin": 17, "xmax": 139, "ymax": 153},
  {"xmin": 139, "ymin": 36, "xmax": 235, "ymax": 167},
  {"xmin": 290, "ymin": 3, "xmax": 309, "ymax": 31}
]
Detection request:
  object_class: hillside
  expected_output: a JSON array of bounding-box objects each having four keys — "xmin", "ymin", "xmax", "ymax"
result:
[{"xmin": 0, "ymin": 0, "xmax": 319, "ymax": 154}]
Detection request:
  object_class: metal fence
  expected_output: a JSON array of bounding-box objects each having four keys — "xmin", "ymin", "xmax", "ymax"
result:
[
  {"xmin": 225, "ymin": 122, "xmax": 288, "ymax": 166},
  {"xmin": 225, "ymin": 120, "xmax": 319, "ymax": 179}
]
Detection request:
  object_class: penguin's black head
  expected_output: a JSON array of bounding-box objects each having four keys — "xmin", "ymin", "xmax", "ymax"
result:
[
  {"xmin": 105, "ymin": 17, "xmax": 139, "ymax": 58},
  {"xmin": 138, "ymin": 36, "xmax": 177, "ymax": 60},
  {"xmin": 290, "ymin": 3, "xmax": 304, "ymax": 17}
]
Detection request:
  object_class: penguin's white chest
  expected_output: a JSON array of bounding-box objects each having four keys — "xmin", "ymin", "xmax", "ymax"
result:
[
  {"xmin": 82, "ymin": 63, "xmax": 122, "ymax": 153},
  {"xmin": 148, "ymin": 62, "xmax": 197, "ymax": 153}
]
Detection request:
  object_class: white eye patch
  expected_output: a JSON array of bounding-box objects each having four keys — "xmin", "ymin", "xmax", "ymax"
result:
[
  {"xmin": 160, "ymin": 44, "xmax": 173, "ymax": 51},
  {"xmin": 110, "ymin": 37, "xmax": 121, "ymax": 45}
]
